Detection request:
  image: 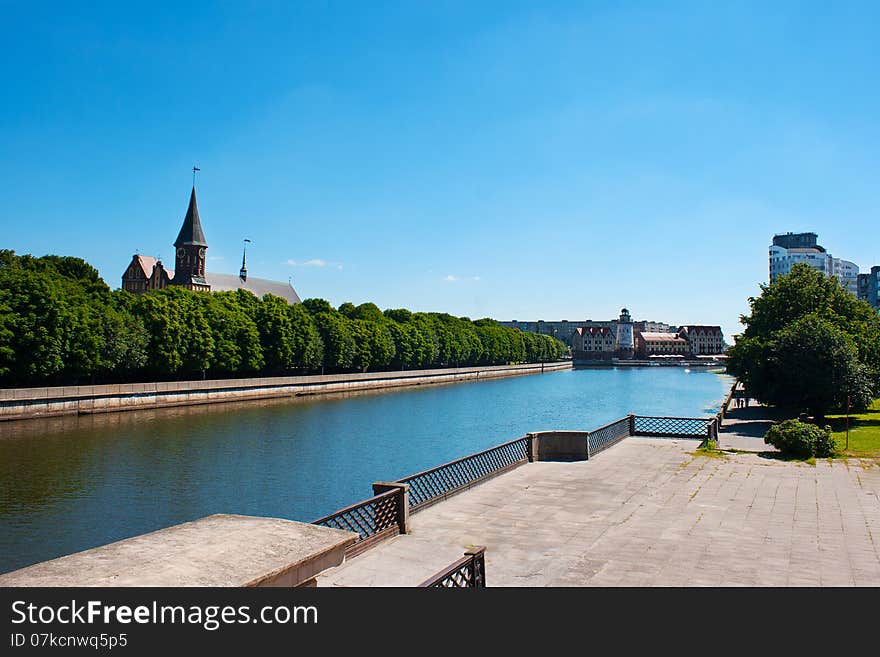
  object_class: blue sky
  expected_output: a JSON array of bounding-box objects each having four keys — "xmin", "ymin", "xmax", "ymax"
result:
[{"xmin": 2, "ymin": 1, "xmax": 878, "ymax": 339}]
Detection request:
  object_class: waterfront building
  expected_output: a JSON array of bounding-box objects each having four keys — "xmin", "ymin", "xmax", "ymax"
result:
[
  {"xmin": 571, "ymin": 326, "xmax": 616, "ymax": 361},
  {"xmin": 505, "ymin": 308, "xmax": 723, "ymax": 360},
  {"xmin": 500, "ymin": 320, "xmax": 583, "ymax": 346},
  {"xmin": 634, "ymin": 320, "xmax": 676, "ymax": 333},
  {"xmin": 857, "ymin": 266, "xmax": 880, "ymax": 310},
  {"xmin": 501, "ymin": 312, "xmax": 673, "ymax": 349},
  {"xmin": 635, "ymin": 332, "xmax": 691, "ymax": 358},
  {"xmin": 678, "ymin": 325, "xmax": 724, "ymax": 355},
  {"xmin": 768, "ymin": 232, "xmax": 859, "ymax": 294},
  {"xmin": 122, "ymin": 185, "xmax": 301, "ymax": 303}
]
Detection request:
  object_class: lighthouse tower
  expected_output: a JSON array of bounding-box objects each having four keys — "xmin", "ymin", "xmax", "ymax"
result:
[{"xmin": 616, "ymin": 308, "xmax": 634, "ymax": 359}]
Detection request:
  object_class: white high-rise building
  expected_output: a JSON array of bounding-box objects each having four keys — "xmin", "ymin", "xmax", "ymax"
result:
[
  {"xmin": 769, "ymin": 232, "xmax": 858, "ymax": 293},
  {"xmin": 831, "ymin": 257, "xmax": 860, "ymax": 296}
]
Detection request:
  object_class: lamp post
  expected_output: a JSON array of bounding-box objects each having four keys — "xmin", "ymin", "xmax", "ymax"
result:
[{"xmin": 846, "ymin": 395, "xmax": 851, "ymax": 451}]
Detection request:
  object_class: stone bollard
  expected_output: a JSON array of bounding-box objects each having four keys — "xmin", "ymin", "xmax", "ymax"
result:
[
  {"xmin": 372, "ymin": 482, "xmax": 410, "ymax": 535},
  {"xmin": 526, "ymin": 433, "xmax": 535, "ymax": 462}
]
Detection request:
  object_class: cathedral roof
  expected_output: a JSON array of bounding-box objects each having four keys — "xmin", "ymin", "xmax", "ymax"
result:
[
  {"xmin": 205, "ymin": 272, "xmax": 302, "ymax": 304},
  {"xmin": 131, "ymin": 255, "xmax": 158, "ymax": 278},
  {"xmin": 174, "ymin": 186, "xmax": 208, "ymax": 247}
]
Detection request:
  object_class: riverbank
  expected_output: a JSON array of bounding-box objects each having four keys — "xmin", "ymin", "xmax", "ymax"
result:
[
  {"xmin": 574, "ymin": 358, "xmax": 725, "ymax": 368},
  {"xmin": 0, "ymin": 360, "xmax": 572, "ymax": 422}
]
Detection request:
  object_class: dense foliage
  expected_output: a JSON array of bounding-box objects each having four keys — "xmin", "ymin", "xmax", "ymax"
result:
[
  {"xmin": 764, "ymin": 419, "xmax": 836, "ymax": 458},
  {"xmin": 0, "ymin": 250, "xmax": 567, "ymax": 386},
  {"xmin": 726, "ymin": 263, "xmax": 880, "ymax": 419}
]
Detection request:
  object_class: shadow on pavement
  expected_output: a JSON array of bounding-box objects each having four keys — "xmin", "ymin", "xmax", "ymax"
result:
[
  {"xmin": 720, "ymin": 420, "xmax": 776, "ymax": 439},
  {"xmin": 724, "ymin": 406, "xmax": 789, "ymax": 422}
]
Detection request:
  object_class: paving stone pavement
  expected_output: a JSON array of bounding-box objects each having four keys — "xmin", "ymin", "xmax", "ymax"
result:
[
  {"xmin": 318, "ymin": 438, "xmax": 880, "ymax": 587},
  {"xmin": 718, "ymin": 395, "xmax": 788, "ymax": 452}
]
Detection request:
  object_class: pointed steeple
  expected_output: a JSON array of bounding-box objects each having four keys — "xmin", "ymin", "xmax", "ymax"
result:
[
  {"xmin": 240, "ymin": 242, "xmax": 248, "ymax": 282},
  {"xmin": 174, "ymin": 186, "xmax": 208, "ymax": 247}
]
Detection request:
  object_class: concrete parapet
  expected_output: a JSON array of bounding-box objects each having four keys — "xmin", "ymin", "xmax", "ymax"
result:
[
  {"xmin": 0, "ymin": 514, "xmax": 358, "ymax": 588},
  {"xmin": 527, "ymin": 430, "xmax": 591, "ymax": 461}
]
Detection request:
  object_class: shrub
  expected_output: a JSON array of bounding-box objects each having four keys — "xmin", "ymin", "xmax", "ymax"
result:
[
  {"xmin": 764, "ymin": 419, "xmax": 836, "ymax": 458},
  {"xmin": 813, "ymin": 425, "xmax": 837, "ymax": 458}
]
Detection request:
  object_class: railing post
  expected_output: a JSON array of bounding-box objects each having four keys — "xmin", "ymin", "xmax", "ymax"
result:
[
  {"xmin": 526, "ymin": 433, "xmax": 535, "ymax": 462},
  {"xmin": 465, "ymin": 546, "xmax": 486, "ymax": 587},
  {"xmin": 372, "ymin": 482, "xmax": 410, "ymax": 535},
  {"xmin": 627, "ymin": 413, "xmax": 635, "ymax": 436}
]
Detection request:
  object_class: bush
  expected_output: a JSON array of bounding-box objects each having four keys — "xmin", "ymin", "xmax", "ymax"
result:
[
  {"xmin": 764, "ymin": 419, "xmax": 836, "ymax": 458},
  {"xmin": 813, "ymin": 425, "xmax": 837, "ymax": 458}
]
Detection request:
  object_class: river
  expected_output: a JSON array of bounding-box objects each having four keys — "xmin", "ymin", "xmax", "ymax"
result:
[{"xmin": 0, "ymin": 366, "xmax": 733, "ymax": 574}]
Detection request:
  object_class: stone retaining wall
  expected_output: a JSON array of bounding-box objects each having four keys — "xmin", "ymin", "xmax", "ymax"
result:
[{"xmin": 0, "ymin": 361, "xmax": 572, "ymax": 421}]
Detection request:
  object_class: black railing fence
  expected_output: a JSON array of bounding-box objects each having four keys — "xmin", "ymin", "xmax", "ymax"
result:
[
  {"xmin": 312, "ymin": 412, "xmax": 720, "ymax": 560},
  {"xmin": 419, "ymin": 547, "xmax": 486, "ymax": 588},
  {"xmin": 313, "ymin": 488, "xmax": 404, "ymax": 558},
  {"xmin": 588, "ymin": 416, "xmax": 632, "ymax": 456},
  {"xmin": 632, "ymin": 416, "xmax": 717, "ymax": 439},
  {"xmin": 397, "ymin": 437, "xmax": 530, "ymax": 512}
]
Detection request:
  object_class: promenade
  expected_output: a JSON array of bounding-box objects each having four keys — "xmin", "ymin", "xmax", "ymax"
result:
[
  {"xmin": 718, "ymin": 385, "xmax": 786, "ymax": 452},
  {"xmin": 319, "ymin": 434, "xmax": 880, "ymax": 587}
]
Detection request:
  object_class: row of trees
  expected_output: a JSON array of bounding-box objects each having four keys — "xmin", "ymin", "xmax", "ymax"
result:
[
  {"xmin": 0, "ymin": 251, "xmax": 568, "ymax": 386},
  {"xmin": 726, "ymin": 263, "xmax": 880, "ymax": 420}
]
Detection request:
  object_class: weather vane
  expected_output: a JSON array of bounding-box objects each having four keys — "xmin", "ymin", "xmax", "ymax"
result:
[{"xmin": 192, "ymin": 165, "xmax": 200, "ymax": 186}]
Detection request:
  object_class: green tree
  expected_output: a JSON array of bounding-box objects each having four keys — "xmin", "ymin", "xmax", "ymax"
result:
[
  {"xmin": 383, "ymin": 308, "xmax": 412, "ymax": 323},
  {"xmin": 0, "ymin": 268, "xmax": 66, "ymax": 382},
  {"xmin": 131, "ymin": 287, "xmax": 214, "ymax": 377},
  {"xmin": 302, "ymin": 298, "xmax": 335, "ymax": 315},
  {"xmin": 314, "ymin": 312, "xmax": 356, "ymax": 371},
  {"xmin": 256, "ymin": 293, "xmax": 296, "ymax": 373},
  {"xmin": 351, "ymin": 302, "xmax": 385, "ymax": 323},
  {"xmin": 288, "ymin": 303, "xmax": 323, "ymax": 370},
  {"xmin": 99, "ymin": 304, "xmax": 149, "ymax": 377},
  {"xmin": 337, "ymin": 302, "xmax": 357, "ymax": 318},
  {"xmin": 768, "ymin": 315, "xmax": 872, "ymax": 420},
  {"xmin": 130, "ymin": 291, "xmax": 183, "ymax": 375},
  {"xmin": 365, "ymin": 320, "xmax": 395, "ymax": 370},
  {"xmin": 387, "ymin": 321, "xmax": 418, "ymax": 369},
  {"xmin": 206, "ymin": 292, "xmax": 264, "ymax": 375},
  {"xmin": 727, "ymin": 263, "xmax": 880, "ymax": 418}
]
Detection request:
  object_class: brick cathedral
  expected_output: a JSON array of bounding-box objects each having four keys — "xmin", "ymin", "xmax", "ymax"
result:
[{"xmin": 121, "ymin": 185, "xmax": 301, "ymax": 304}]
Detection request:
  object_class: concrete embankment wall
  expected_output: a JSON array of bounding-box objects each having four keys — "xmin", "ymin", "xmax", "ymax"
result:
[{"xmin": 0, "ymin": 361, "xmax": 572, "ymax": 421}]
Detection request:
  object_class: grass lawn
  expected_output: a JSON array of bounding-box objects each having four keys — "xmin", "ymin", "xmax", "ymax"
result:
[{"xmin": 827, "ymin": 399, "xmax": 880, "ymax": 458}]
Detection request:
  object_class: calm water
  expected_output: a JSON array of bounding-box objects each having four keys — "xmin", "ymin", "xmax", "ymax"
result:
[{"xmin": 0, "ymin": 366, "xmax": 732, "ymax": 574}]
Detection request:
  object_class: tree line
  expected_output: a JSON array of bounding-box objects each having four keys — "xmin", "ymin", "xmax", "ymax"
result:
[
  {"xmin": 726, "ymin": 262, "xmax": 880, "ymax": 420},
  {"xmin": 0, "ymin": 251, "xmax": 568, "ymax": 387}
]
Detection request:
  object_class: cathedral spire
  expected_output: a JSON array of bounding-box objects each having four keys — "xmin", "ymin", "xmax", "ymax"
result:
[
  {"xmin": 240, "ymin": 239, "xmax": 250, "ymax": 281},
  {"xmin": 174, "ymin": 186, "xmax": 208, "ymax": 247},
  {"xmin": 171, "ymin": 180, "xmax": 210, "ymax": 292}
]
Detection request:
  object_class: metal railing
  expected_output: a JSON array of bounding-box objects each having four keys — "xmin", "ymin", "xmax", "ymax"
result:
[
  {"xmin": 719, "ymin": 381, "xmax": 738, "ymax": 419},
  {"xmin": 587, "ymin": 416, "xmax": 632, "ymax": 456},
  {"xmin": 632, "ymin": 415, "xmax": 717, "ymax": 440},
  {"xmin": 397, "ymin": 437, "xmax": 530, "ymax": 512},
  {"xmin": 419, "ymin": 547, "xmax": 486, "ymax": 588},
  {"xmin": 313, "ymin": 412, "xmax": 723, "ymax": 559},
  {"xmin": 313, "ymin": 488, "xmax": 404, "ymax": 558}
]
